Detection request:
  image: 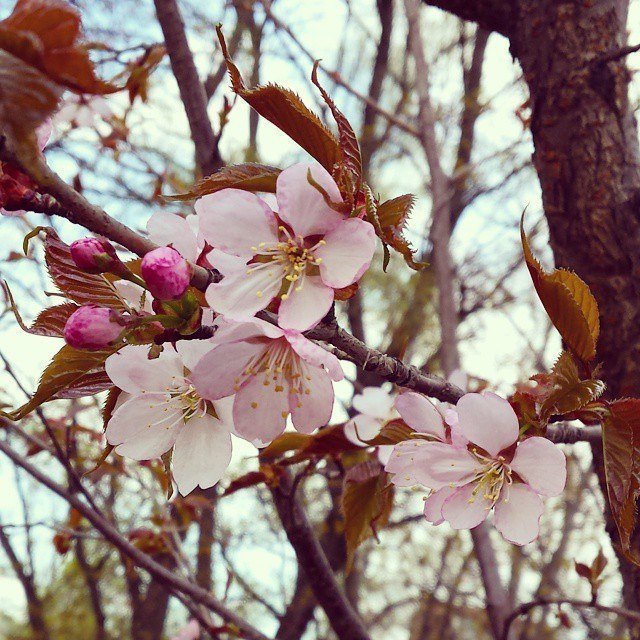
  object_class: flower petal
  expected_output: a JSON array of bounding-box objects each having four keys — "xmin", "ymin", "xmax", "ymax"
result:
[
  {"xmin": 106, "ymin": 395, "xmax": 183, "ymax": 460},
  {"xmin": 105, "ymin": 345, "xmax": 183, "ymax": 395},
  {"xmin": 510, "ymin": 437, "xmax": 567, "ymax": 497},
  {"xmin": 376, "ymin": 445, "xmax": 394, "ymax": 465},
  {"xmin": 175, "ymin": 339, "xmax": 217, "ymax": 372},
  {"xmin": 205, "ymin": 263, "xmax": 283, "ymax": 320},
  {"xmin": 395, "ymin": 392, "xmax": 446, "ymax": 440},
  {"xmin": 315, "ymin": 218, "xmax": 376, "ymax": 288},
  {"xmin": 284, "ymin": 330, "xmax": 344, "ymax": 381},
  {"xmin": 233, "ymin": 375, "xmax": 290, "ymax": 445},
  {"xmin": 196, "ymin": 189, "xmax": 278, "ymax": 257},
  {"xmin": 456, "ymin": 392, "xmax": 519, "ymax": 456},
  {"xmin": 423, "ymin": 486, "xmax": 457, "ymax": 525},
  {"xmin": 344, "ymin": 415, "xmax": 384, "ymax": 445},
  {"xmin": 172, "ymin": 414, "xmax": 233, "ymax": 495},
  {"xmin": 276, "ymin": 162, "xmax": 344, "ymax": 238},
  {"xmin": 289, "ymin": 365, "xmax": 334, "ymax": 434},
  {"xmin": 147, "ymin": 212, "xmax": 199, "ymax": 262},
  {"xmin": 385, "ymin": 440, "xmax": 478, "ymax": 489},
  {"xmin": 192, "ymin": 340, "xmax": 266, "ymax": 400},
  {"xmin": 278, "ymin": 276, "xmax": 334, "ymax": 331},
  {"xmin": 206, "ymin": 248, "xmax": 247, "ymax": 276},
  {"xmin": 494, "ymin": 483, "xmax": 544, "ymax": 545},
  {"xmin": 352, "ymin": 387, "xmax": 395, "ymax": 420},
  {"xmin": 113, "ymin": 280, "xmax": 154, "ymax": 313},
  {"xmin": 441, "ymin": 482, "xmax": 492, "ymax": 529}
]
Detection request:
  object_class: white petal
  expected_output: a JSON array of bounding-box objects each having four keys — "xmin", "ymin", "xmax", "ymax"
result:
[
  {"xmin": 494, "ymin": 483, "xmax": 544, "ymax": 545},
  {"xmin": 172, "ymin": 414, "xmax": 233, "ymax": 495},
  {"xmin": 277, "ymin": 275, "xmax": 334, "ymax": 331},
  {"xmin": 352, "ymin": 387, "xmax": 395, "ymax": 420},
  {"xmin": 147, "ymin": 212, "xmax": 199, "ymax": 262}
]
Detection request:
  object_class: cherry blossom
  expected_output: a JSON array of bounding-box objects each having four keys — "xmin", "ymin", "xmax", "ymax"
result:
[
  {"xmin": 195, "ymin": 162, "xmax": 376, "ymax": 330},
  {"xmin": 53, "ymin": 93, "xmax": 112, "ymax": 128},
  {"xmin": 70, "ymin": 237, "xmax": 120, "ymax": 273},
  {"xmin": 105, "ymin": 343, "xmax": 235, "ymax": 495},
  {"xmin": 64, "ymin": 305, "xmax": 128, "ymax": 350},
  {"xmin": 385, "ymin": 391, "xmax": 567, "ymax": 545},
  {"xmin": 191, "ymin": 318, "xmax": 344, "ymax": 446},
  {"xmin": 171, "ymin": 620, "xmax": 200, "ymax": 640},
  {"xmin": 344, "ymin": 385, "xmax": 398, "ymax": 464}
]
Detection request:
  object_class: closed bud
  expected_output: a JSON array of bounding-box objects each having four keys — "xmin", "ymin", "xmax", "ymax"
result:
[
  {"xmin": 64, "ymin": 305, "xmax": 127, "ymax": 350},
  {"xmin": 141, "ymin": 246, "xmax": 191, "ymax": 300},
  {"xmin": 70, "ymin": 237, "xmax": 119, "ymax": 273}
]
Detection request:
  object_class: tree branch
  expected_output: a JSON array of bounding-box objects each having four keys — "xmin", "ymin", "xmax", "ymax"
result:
[
  {"xmin": 271, "ymin": 471, "xmax": 370, "ymax": 640},
  {"xmin": 420, "ymin": 0, "xmax": 514, "ymax": 37}
]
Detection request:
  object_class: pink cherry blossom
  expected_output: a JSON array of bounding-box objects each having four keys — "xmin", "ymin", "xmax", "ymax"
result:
[
  {"xmin": 171, "ymin": 619, "xmax": 200, "ymax": 640},
  {"xmin": 344, "ymin": 386, "xmax": 398, "ymax": 464},
  {"xmin": 385, "ymin": 391, "xmax": 567, "ymax": 545},
  {"xmin": 195, "ymin": 162, "xmax": 376, "ymax": 331},
  {"xmin": 190, "ymin": 318, "xmax": 344, "ymax": 446},
  {"xmin": 141, "ymin": 246, "xmax": 191, "ymax": 300},
  {"xmin": 63, "ymin": 305, "xmax": 127, "ymax": 350},
  {"xmin": 105, "ymin": 343, "xmax": 235, "ymax": 495},
  {"xmin": 70, "ymin": 237, "xmax": 120, "ymax": 273}
]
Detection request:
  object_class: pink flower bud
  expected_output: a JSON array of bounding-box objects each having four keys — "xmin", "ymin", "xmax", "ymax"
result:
[
  {"xmin": 141, "ymin": 246, "xmax": 191, "ymax": 300},
  {"xmin": 64, "ymin": 305, "xmax": 126, "ymax": 350},
  {"xmin": 70, "ymin": 237, "xmax": 119, "ymax": 273}
]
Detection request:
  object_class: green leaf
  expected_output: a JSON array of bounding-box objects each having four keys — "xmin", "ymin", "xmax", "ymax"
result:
[
  {"xmin": 521, "ymin": 215, "xmax": 600, "ymax": 361},
  {"xmin": 602, "ymin": 399, "xmax": 640, "ymax": 565},
  {"xmin": 342, "ymin": 460, "xmax": 394, "ymax": 572},
  {"xmin": 3, "ymin": 344, "xmax": 118, "ymax": 420},
  {"xmin": 43, "ymin": 228, "xmax": 125, "ymax": 309},
  {"xmin": 216, "ymin": 26, "xmax": 341, "ymax": 173},
  {"xmin": 166, "ymin": 163, "xmax": 281, "ymax": 201},
  {"xmin": 539, "ymin": 351, "xmax": 606, "ymax": 422}
]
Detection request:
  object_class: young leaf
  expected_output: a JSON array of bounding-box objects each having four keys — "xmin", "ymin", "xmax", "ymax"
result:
[
  {"xmin": 342, "ymin": 460, "xmax": 394, "ymax": 572},
  {"xmin": 43, "ymin": 228, "xmax": 126, "ymax": 308},
  {"xmin": 29, "ymin": 302, "xmax": 79, "ymax": 337},
  {"xmin": 377, "ymin": 194, "xmax": 426, "ymax": 271},
  {"xmin": 167, "ymin": 163, "xmax": 281, "ymax": 201},
  {"xmin": 216, "ymin": 26, "xmax": 340, "ymax": 173},
  {"xmin": 539, "ymin": 351, "xmax": 606, "ymax": 423},
  {"xmin": 0, "ymin": 0, "xmax": 117, "ymax": 133},
  {"xmin": 521, "ymin": 216, "xmax": 600, "ymax": 361},
  {"xmin": 3, "ymin": 344, "xmax": 118, "ymax": 420},
  {"xmin": 602, "ymin": 399, "xmax": 640, "ymax": 565},
  {"xmin": 364, "ymin": 419, "xmax": 416, "ymax": 446}
]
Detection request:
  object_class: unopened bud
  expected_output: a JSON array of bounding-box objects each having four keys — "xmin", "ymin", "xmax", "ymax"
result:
[
  {"xmin": 141, "ymin": 246, "xmax": 191, "ymax": 300},
  {"xmin": 70, "ymin": 237, "xmax": 120, "ymax": 274},
  {"xmin": 64, "ymin": 305, "xmax": 127, "ymax": 350}
]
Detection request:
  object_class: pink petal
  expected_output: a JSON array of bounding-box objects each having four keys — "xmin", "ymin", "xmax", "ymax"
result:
[
  {"xmin": 278, "ymin": 275, "xmax": 334, "ymax": 331},
  {"xmin": 172, "ymin": 414, "xmax": 232, "ymax": 495},
  {"xmin": 441, "ymin": 482, "xmax": 492, "ymax": 529},
  {"xmin": 175, "ymin": 339, "xmax": 216, "ymax": 372},
  {"xmin": 510, "ymin": 437, "xmax": 567, "ymax": 497},
  {"xmin": 233, "ymin": 375, "xmax": 290, "ymax": 445},
  {"xmin": 284, "ymin": 330, "xmax": 344, "ymax": 381},
  {"xmin": 113, "ymin": 281, "xmax": 154, "ymax": 313},
  {"xmin": 376, "ymin": 445, "xmax": 394, "ymax": 465},
  {"xmin": 385, "ymin": 440, "xmax": 478, "ymax": 489},
  {"xmin": 206, "ymin": 248, "xmax": 247, "ymax": 276},
  {"xmin": 395, "ymin": 392, "xmax": 446, "ymax": 440},
  {"xmin": 192, "ymin": 340, "xmax": 266, "ymax": 400},
  {"xmin": 205, "ymin": 263, "xmax": 283, "ymax": 320},
  {"xmin": 352, "ymin": 387, "xmax": 395, "ymax": 420},
  {"xmin": 456, "ymin": 392, "xmax": 519, "ymax": 456},
  {"xmin": 423, "ymin": 486, "xmax": 456, "ymax": 525},
  {"xmin": 106, "ymin": 395, "xmax": 183, "ymax": 459},
  {"xmin": 105, "ymin": 345, "xmax": 183, "ymax": 395},
  {"xmin": 315, "ymin": 218, "xmax": 376, "ymax": 288},
  {"xmin": 344, "ymin": 415, "xmax": 384, "ymax": 445},
  {"xmin": 494, "ymin": 483, "xmax": 544, "ymax": 545},
  {"xmin": 147, "ymin": 212, "xmax": 199, "ymax": 262},
  {"xmin": 276, "ymin": 163, "xmax": 344, "ymax": 238},
  {"xmin": 196, "ymin": 189, "xmax": 278, "ymax": 257},
  {"xmin": 289, "ymin": 364, "xmax": 334, "ymax": 434}
]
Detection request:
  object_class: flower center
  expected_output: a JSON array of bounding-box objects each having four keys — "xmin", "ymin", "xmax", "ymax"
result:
[
  {"xmin": 146, "ymin": 383, "xmax": 208, "ymax": 431},
  {"xmin": 248, "ymin": 226, "xmax": 326, "ymax": 300},
  {"xmin": 468, "ymin": 449, "xmax": 513, "ymax": 506},
  {"xmin": 233, "ymin": 339, "xmax": 312, "ymax": 418}
]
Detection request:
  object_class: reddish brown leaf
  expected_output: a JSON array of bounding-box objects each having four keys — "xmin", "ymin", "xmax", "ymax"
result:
[
  {"xmin": 28, "ymin": 302, "xmax": 79, "ymax": 336},
  {"xmin": 364, "ymin": 419, "xmax": 415, "ymax": 446},
  {"xmin": 521, "ymin": 216, "xmax": 600, "ymax": 361},
  {"xmin": 342, "ymin": 460, "xmax": 394, "ymax": 572},
  {"xmin": 217, "ymin": 26, "xmax": 340, "ymax": 173},
  {"xmin": 43, "ymin": 228, "xmax": 126, "ymax": 308},
  {"xmin": 167, "ymin": 163, "xmax": 281, "ymax": 201},
  {"xmin": 602, "ymin": 399, "xmax": 640, "ymax": 564}
]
